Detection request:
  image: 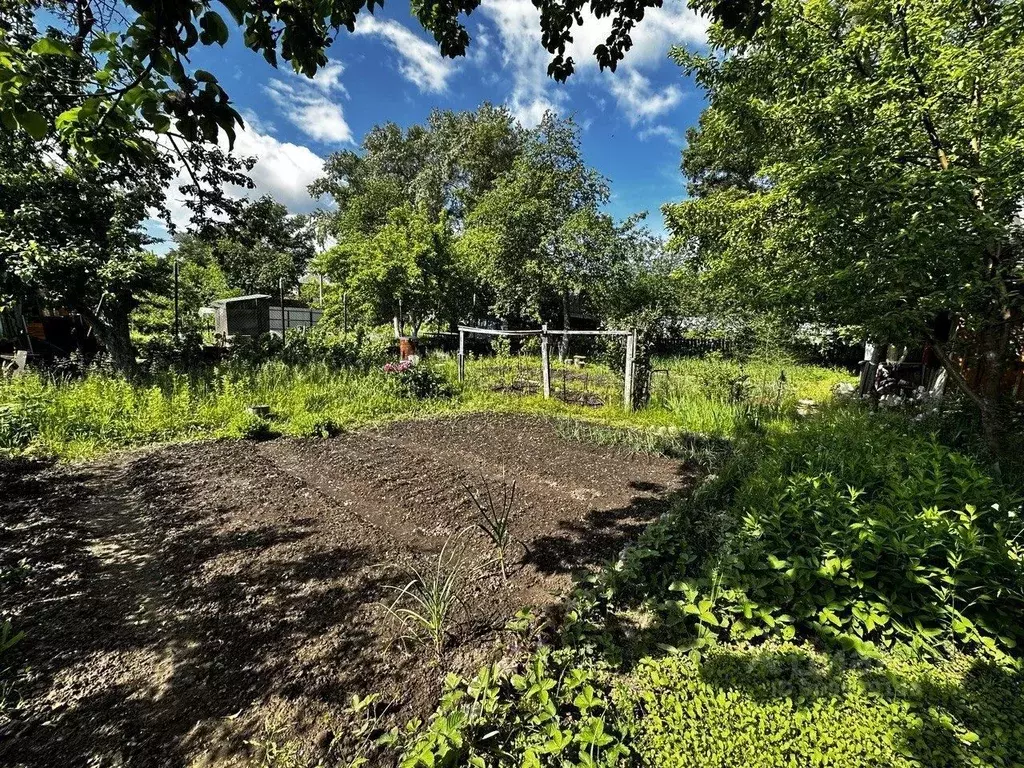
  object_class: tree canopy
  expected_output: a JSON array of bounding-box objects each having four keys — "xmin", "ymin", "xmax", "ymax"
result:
[{"xmin": 666, "ymin": 0, "xmax": 1024, "ymax": 439}]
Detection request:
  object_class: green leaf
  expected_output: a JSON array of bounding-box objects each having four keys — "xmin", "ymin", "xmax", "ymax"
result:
[
  {"xmin": 199, "ymin": 11, "xmax": 230, "ymax": 46},
  {"xmin": 17, "ymin": 110, "xmax": 47, "ymax": 139},
  {"xmin": 31, "ymin": 38, "xmax": 75, "ymax": 57}
]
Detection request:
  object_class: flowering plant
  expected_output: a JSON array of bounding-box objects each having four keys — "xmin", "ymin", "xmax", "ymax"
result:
[
  {"xmin": 383, "ymin": 360, "xmax": 414, "ymax": 374},
  {"xmin": 382, "ymin": 359, "xmax": 452, "ymax": 399}
]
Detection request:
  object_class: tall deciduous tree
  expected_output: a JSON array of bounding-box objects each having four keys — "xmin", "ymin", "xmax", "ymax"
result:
[
  {"xmin": 316, "ymin": 204, "xmax": 466, "ymax": 336},
  {"xmin": 666, "ymin": 0, "xmax": 1024, "ymax": 448},
  {"xmin": 463, "ymin": 113, "xmax": 612, "ymax": 338},
  {"xmin": 200, "ymin": 196, "xmax": 315, "ymax": 295}
]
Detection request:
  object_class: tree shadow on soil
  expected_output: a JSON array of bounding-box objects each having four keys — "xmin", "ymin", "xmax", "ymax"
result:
[
  {"xmin": 522, "ymin": 473, "xmax": 695, "ymax": 578},
  {"xmin": 0, "ymin": 454, "xmax": 411, "ymax": 768}
]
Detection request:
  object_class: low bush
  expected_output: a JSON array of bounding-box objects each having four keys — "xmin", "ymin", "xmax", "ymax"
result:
[
  {"xmin": 0, "ymin": 401, "xmax": 39, "ymax": 456},
  {"xmin": 383, "ymin": 361, "xmax": 454, "ymax": 399},
  {"xmin": 618, "ymin": 640, "xmax": 1024, "ymax": 768},
  {"xmin": 594, "ymin": 406, "xmax": 1024, "ymax": 661},
  {"xmin": 224, "ymin": 410, "xmax": 276, "ymax": 440},
  {"xmin": 393, "ymin": 650, "xmax": 629, "ymax": 768},
  {"xmin": 232, "ymin": 327, "xmax": 394, "ymax": 371}
]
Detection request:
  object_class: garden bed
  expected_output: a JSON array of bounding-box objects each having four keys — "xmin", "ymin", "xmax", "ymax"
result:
[{"xmin": 0, "ymin": 413, "xmax": 693, "ymax": 767}]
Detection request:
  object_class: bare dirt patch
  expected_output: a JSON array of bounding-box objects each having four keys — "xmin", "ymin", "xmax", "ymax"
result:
[{"xmin": 0, "ymin": 414, "xmax": 694, "ymax": 767}]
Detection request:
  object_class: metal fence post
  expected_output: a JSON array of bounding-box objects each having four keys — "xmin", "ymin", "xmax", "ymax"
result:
[
  {"xmin": 541, "ymin": 324, "xmax": 551, "ymax": 399},
  {"xmin": 624, "ymin": 330, "xmax": 636, "ymax": 411},
  {"xmin": 458, "ymin": 329, "xmax": 466, "ymax": 382}
]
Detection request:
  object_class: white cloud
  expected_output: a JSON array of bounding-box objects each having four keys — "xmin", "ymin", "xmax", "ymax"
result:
[
  {"xmin": 478, "ymin": 0, "xmax": 704, "ymax": 127},
  {"xmin": 232, "ymin": 126, "xmax": 326, "ymax": 212},
  {"xmin": 264, "ymin": 78, "xmax": 353, "ymax": 145},
  {"xmin": 305, "ymin": 60, "xmax": 347, "ymax": 95},
  {"xmin": 608, "ymin": 69, "xmax": 684, "ymax": 125},
  {"xmin": 638, "ymin": 124, "xmax": 686, "ymax": 146},
  {"xmin": 264, "ymin": 60, "xmax": 352, "ymax": 146},
  {"xmin": 563, "ymin": 3, "xmax": 707, "ymax": 72},
  {"xmin": 147, "ymin": 124, "xmax": 327, "ymax": 250},
  {"xmin": 478, "ymin": 0, "xmax": 568, "ymax": 126},
  {"xmin": 354, "ymin": 15, "xmax": 455, "ymax": 93}
]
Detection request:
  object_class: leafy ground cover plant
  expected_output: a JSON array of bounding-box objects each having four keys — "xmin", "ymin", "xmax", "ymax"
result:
[
  {"xmin": 617, "ymin": 639, "xmax": 1024, "ymax": 767},
  {"xmin": 392, "ymin": 650, "xmax": 629, "ymax": 768},
  {"xmin": 592, "ymin": 406, "xmax": 1024, "ymax": 661}
]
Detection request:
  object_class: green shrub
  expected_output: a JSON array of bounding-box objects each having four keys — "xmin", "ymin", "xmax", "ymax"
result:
[
  {"xmin": 0, "ymin": 401, "xmax": 40, "ymax": 455},
  {"xmin": 595, "ymin": 407, "xmax": 1024, "ymax": 660},
  {"xmin": 225, "ymin": 410, "xmax": 276, "ymax": 440},
  {"xmin": 283, "ymin": 412, "xmax": 340, "ymax": 438},
  {"xmin": 393, "ymin": 650, "xmax": 629, "ymax": 767},
  {"xmin": 616, "ymin": 640, "xmax": 1024, "ymax": 768},
  {"xmin": 383, "ymin": 361, "xmax": 453, "ymax": 400}
]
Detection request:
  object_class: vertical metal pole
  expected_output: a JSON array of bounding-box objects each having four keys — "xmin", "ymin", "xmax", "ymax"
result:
[
  {"xmin": 624, "ymin": 331, "xmax": 636, "ymax": 411},
  {"xmin": 279, "ymin": 277, "xmax": 286, "ymax": 342},
  {"xmin": 172, "ymin": 258, "xmax": 180, "ymax": 338},
  {"xmin": 541, "ymin": 324, "xmax": 551, "ymax": 399},
  {"xmin": 459, "ymin": 332, "xmax": 466, "ymax": 380}
]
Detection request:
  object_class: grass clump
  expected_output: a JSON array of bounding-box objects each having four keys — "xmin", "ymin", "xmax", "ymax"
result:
[
  {"xmin": 467, "ymin": 474, "xmax": 518, "ymax": 582},
  {"xmin": 383, "ymin": 532, "xmax": 469, "ymax": 661}
]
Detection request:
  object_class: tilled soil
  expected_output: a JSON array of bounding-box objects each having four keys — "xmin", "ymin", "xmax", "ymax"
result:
[{"xmin": 0, "ymin": 414, "xmax": 693, "ymax": 768}]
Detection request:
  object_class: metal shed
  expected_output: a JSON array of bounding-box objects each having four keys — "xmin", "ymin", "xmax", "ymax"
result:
[
  {"xmin": 210, "ymin": 295, "xmax": 323, "ymax": 339},
  {"xmin": 211, "ymin": 295, "xmax": 272, "ymax": 338}
]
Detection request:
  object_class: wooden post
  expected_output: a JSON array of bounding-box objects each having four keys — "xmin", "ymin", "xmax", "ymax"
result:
[
  {"xmin": 541, "ymin": 324, "xmax": 551, "ymax": 399},
  {"xmin": 458, "ymin": 329, "xmax": 466, "ymax": 382},
  {"xmin": 624, "ymin": 330, "xmax": 636, "ymax": 411}
]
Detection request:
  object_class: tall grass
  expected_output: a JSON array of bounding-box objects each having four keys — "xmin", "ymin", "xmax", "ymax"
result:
[{"xmin": 0, "ymin": 355, "xmax": 854, "ymax": 460}]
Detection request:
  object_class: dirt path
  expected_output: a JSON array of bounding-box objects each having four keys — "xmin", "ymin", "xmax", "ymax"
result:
[{"xmin": 0, "ymin": 414, "xmax": 694, "ymax": 767}]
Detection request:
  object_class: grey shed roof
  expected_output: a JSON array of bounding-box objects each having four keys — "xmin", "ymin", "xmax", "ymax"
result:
[{"xmin": 210, "ymin": 294, "xmax": 272, "ymax": 305}]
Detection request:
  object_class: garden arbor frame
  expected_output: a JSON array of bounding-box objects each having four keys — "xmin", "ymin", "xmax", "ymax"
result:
[{"xmin": 457, "ymin": 324, "xmax": 638, "ymax": 410}]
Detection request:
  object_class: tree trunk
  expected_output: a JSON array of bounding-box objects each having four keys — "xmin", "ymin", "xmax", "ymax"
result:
[
  {"xmin": 559, "ymin": 292, "xmax": 571, "ymax": 361},
  {"xmin": 78, "ymin": 301, "xmax": 140, "ymax": 379},
  {"xmin": 930, "ymin": 325, "xmax": 1012, "ymax": 457}
]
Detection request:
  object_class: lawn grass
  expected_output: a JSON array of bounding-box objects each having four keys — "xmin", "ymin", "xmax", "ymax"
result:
[{"xmin": 0, "ymin": 354, "xmax": 853, "ymax": 460}]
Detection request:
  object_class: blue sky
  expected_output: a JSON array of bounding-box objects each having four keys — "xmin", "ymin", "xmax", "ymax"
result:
[{"xmin": 157, "ymin": 0, "xmax": 709, "ymax": 246}]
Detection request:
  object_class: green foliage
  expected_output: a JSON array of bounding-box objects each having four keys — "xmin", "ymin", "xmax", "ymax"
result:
[
  {"xmin": 618, "ymin": 640, "xmax": 1024, "ymax": 768},
  {"xmin": 199, "ymin": 196, "xmax": 315, "ymax": 295},
  {"xmin": 132, "ymin": 236, "xmax": 238, "ymax": 345},
  {"xmin": 0, "ymin": 400, "xmax": 39, "ymax": 455},
  {"xmin": 231, "ymin": 327, "xmax": 392, "ymax": 370},
  {"xmin": 0, "ymin": 357, "xmax": 851, "ymax": 460},
  {"xmin": 596, "ymin": 407, "xmax": 1024, "ymax": 661},
  {"xmin": 467, "ymin": 475, "xmax": 517, "ymax": 581},
  {"xmin": 383, "ymin": 361, "xmax": 454, "ymax": 400},
  {"xmin": 283, "ymin": 411, "xmax": 340, "ymax": 439},
  {"xmin": 225, "ymin": 410, "xmax": 275, "ymax": 440},
  {"xmin": 394, "ymin": 650, "xmax": 629, "ymax": 767},
  {"xmin": 383, "ymin": 533, "xmax": 469, "ymax": 660},
  {"xmin": 666, "ymin": 0, "xmax": 1024, "ymax": 431},
  {"xmin": 317, "ymin": 204, "xmax": 466, "ymax": 333}
]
